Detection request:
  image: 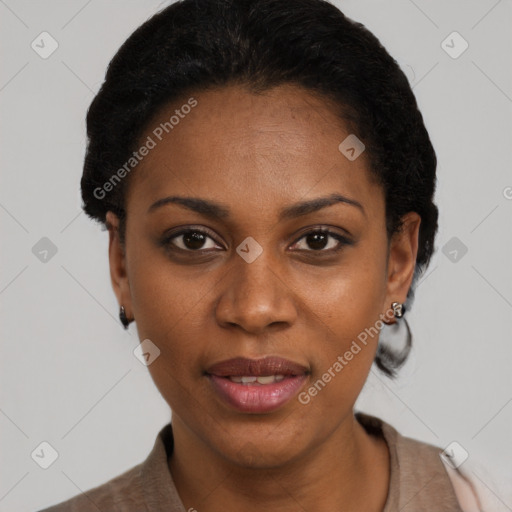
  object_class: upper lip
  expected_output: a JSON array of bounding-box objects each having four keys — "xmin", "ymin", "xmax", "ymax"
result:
[{"xmin": 206, "ymin": 356, "xmax": 309, "ymax": 377}]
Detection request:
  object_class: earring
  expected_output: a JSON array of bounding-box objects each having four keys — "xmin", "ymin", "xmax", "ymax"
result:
[
  {"xmin": 119, "ymin": 306, "xmax": 131, "ymax": 329},
  {"xmin": 391, "ymin": 301, "xmax": 405, "ymax": 318},
  {"xmin": 376, "ymin": 310, "xmax": 412, "ymax": 375}
]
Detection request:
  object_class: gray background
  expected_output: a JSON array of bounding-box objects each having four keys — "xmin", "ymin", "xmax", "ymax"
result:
[{"xmin": 1, "ymin": 1, "xmax": 511, "ymax": 510}]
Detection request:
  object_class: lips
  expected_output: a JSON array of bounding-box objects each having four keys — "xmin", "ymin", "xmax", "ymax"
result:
[
  {"xmin": 206, "ymin": 356, "xmax": 309, "ymax": 377},
  {"xmin": 206, "ymin": 356, "xmax": 309, "ymax": 413}
]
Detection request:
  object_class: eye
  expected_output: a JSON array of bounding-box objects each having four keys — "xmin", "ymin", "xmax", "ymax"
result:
[
  {"xmin": 290, "ymin": 228, "xmax": 352, "ymax": 253},
  {"xmin": 162, "ymin": 228, "xmax": 222, "ymax": 252},
  {"xmin": 161, "ymin": 226, "xmax": 352, "ymax": 255}
]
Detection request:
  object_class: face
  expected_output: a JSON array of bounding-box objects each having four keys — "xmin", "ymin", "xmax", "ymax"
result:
[{"xmin": 107, "ymin": 84, "xmax": 419, "ymax": 467}]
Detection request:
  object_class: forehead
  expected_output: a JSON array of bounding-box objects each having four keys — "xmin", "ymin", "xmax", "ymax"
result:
[{"xmin": 126, "ymin": 84, "xmax": 383, "ymax": 221}]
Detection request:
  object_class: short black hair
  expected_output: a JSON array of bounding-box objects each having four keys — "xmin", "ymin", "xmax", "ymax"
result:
[{"xmin": 81, "ymin": 0, "xmax": 438, "ymax": 378}]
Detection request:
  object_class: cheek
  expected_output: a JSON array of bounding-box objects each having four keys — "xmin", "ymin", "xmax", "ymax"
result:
[
  {"xmin": 296, "ymin": 249, "xmax": 388, "ymax": 406},
  {"xmin": 126, "ymin": 243, "xmax": 212, "ymax": 375},
  {"xmin": 304, "ymin": 245, "xmax": 388, "ymax": 344},
  {"xmin": 297, "ymin": 290, "xmax": 382, "ymax": 416},
  {"xmin": 128, "ymin": 256, "xmax": 213, "ymax": 415},
  {"xmin": 127, "ymin": 231, "xmax": 208, "ymax": 331}
]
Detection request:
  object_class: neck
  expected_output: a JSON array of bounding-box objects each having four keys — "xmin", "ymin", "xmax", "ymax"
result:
[{"xmin": 168, "ymin": 413, "xmax": 390, "ymax": 512}]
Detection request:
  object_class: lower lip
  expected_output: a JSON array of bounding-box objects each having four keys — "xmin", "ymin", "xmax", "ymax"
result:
[{"xmin": 208, "ymin": 375, "xmax": 307, "ymax": 413}]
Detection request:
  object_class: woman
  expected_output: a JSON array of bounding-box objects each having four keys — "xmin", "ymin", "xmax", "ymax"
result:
[{"xmin": 40, "ymin": 0, "xmax": 488, "ymax": 510}]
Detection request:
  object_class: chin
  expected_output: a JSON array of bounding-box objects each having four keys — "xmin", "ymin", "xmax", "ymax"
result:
[{"xmin": 205, "ymin": 414, "xmax": 313, "ymax": 469}]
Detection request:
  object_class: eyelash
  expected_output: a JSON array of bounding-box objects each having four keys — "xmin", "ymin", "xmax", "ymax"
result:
[{"xmin": 160, "ymin": 226, "xmax": 353, "ymax": 255}]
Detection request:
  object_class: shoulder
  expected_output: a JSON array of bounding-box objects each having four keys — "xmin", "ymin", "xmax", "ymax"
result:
[
  {"xmin": 356, "ymin": 412, "xmax": 482, "ymax": 512},
  {"xmin": 38, "ymin": 423, "xmax": 180, "ymax": 512}
]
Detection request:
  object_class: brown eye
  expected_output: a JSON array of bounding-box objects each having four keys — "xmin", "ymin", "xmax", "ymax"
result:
[
  {"xmin": 291, "ymin": 229, "xmax": 352, "ymax": 253},
  {"xmin": 163, "ymin": 228, "xmax": 221, "ymax": 252}
]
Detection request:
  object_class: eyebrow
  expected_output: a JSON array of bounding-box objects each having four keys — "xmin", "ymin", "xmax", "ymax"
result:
[{"xmin": 147, "ymin": 193, "xmax": 365, "ymax": 220}]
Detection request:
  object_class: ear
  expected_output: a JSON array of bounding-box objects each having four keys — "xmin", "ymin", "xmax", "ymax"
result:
[
  {"xmin": 382, "ymin": 212, "xmax": 421, "ymax": 324},
  {"xmin": 106, "ymin": 211, "xmax": 133, "ymax": 319}
]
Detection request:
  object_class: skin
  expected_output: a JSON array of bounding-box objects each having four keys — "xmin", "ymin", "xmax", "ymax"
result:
[{"xmin": 106, "ymin": 84, "xmax": 420, "ymax": 511}]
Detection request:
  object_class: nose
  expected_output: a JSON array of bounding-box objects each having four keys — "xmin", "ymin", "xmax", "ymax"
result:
[{"xmin": 215, "ymin": 249, "xmax": 298, "ymax": 335}]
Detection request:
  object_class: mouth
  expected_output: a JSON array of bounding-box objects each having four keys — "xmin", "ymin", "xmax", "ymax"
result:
[{"xmin": 206, "ymin": 356, "xmax": 309, "ymax": 413}]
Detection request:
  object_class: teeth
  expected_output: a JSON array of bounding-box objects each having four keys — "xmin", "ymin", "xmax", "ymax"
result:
[
  {"xmin": 228, "ymin": 375, "xmax": 286, "ymax": 384},
  {"xmin": 256, "ymin": 375, "xmax": 277, "ymax": 384}
]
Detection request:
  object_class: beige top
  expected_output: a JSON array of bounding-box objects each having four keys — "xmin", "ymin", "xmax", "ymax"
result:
[{"xmin": 39, "ymin": 412, "xmax": 477, "ymax": 511}]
